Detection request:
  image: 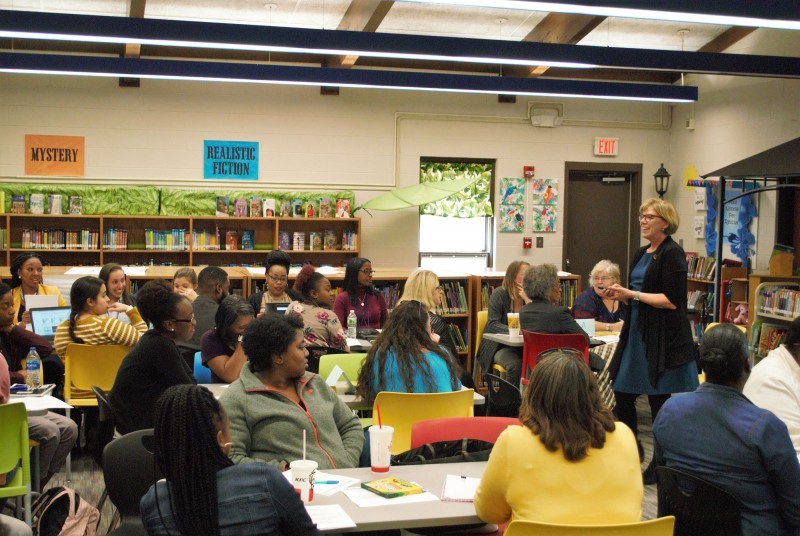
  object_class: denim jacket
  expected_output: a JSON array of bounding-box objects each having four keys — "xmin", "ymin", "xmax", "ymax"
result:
[{"xmin": 140, "ymin": 463, "xmax": 322, "ymax": 535}]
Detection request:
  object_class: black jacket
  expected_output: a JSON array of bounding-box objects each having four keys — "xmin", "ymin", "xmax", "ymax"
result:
[{"xmin": 609, "ymin": 235, "xmax": 695, "ymax": 387}]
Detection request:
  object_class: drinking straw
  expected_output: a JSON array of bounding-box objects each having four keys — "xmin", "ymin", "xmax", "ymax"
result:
[
  {"xmin": 303, "ymin": 429, "xmax": 307, "ymax": 461},
  {"xmin": 376, "ymin": 404, "xmax": 383, "ymax": 429}
]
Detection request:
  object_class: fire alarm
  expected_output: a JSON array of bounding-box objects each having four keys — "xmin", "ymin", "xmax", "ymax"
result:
[
  {"xmin": 523, "ymin": 166, "xmax": 535, "ymax": 178},
  {"xmin": 523, "ymin": 237, "xmax": 532, "ymax": 249}
]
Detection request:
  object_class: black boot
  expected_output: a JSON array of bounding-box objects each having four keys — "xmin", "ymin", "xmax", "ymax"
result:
[{"xmin": 642, "ymin": 459, "xmax": 657, "ymax": 485}]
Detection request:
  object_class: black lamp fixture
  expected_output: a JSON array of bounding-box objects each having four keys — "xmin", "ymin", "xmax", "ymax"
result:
[{"xmin": 653, "ymin": 163, "xmax": 671, "ymax": 198}]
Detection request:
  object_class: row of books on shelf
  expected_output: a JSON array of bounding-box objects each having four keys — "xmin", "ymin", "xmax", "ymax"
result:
[
  {"xmin": 21, "ymin": 228, "xmax": 99, "ymax": 250},
  {"xmin": 438, "ymin": 281, "xmax": 469, "ymax": 315},
  {"xmin": 445, "ymin": 323, "xmax": 468, "ymax": 353},
  {"xmin": 757, "ymin": 287, "xmax": 800, "ymax": 319},
  {"xmin": 217, "ymin": 196, "xmax": 351, "ymax": 219},
  {"xmin": 144, "ymin": 229, "xmax": 190, "ymax": 251},
  {"xmin": 8, "ymin": 193, "xmax": 83, "ymax": 215},
  {"xmin": 103, "ymin": 229, "xmax": 129, "ymax": 250},
  {"xmin": 687, "ymin": 290, "xmax": 715, "ymax": 312},
  {"xmin": 478, "ymin": 280, "xmax": 578, "ymax": 310},
  {"xmin": 749, "ymin": 322, "xmax": 788, "ymax": 357},
  {"xmin": 689, "ymin": 319, "xmax": 706, "ymax": 341},
  {"xmin": 277, "ymin": 231, "xmax": 357, "ymax": 252},
  {"xmin": 685, "ymin": 253, "xmax": 716, "ymax": 281}
]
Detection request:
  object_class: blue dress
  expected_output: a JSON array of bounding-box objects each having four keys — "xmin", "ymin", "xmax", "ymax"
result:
[{"xmin": 612, "ymin": 252, "xmax": 698, "ymax": 395}]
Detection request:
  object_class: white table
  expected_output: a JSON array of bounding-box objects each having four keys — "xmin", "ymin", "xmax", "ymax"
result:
[
  {"xmin": 338, "ymin": 390, "xmax": 485, "ymax": 408},
  {"xmin": 10, "ymin": 395, "xmax": 72, "ymax": 416},
  {"xmin": 311, "ymin": 461, "xmax": 487, "ymax": 532},
  {"xmin": 481, "ymin": 333, "xmax": 523, "ymax": 347}
]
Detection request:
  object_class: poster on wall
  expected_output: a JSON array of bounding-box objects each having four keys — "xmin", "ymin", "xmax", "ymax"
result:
[
  {"xmin": 531, "ymin": 205, "xmax": 557, "ymax": 233},
  {"xmin": 722, "ymin": 183, "xmax": 757, "ymax": 246},
  {"xmin": 24, "ymin": 134, "xmax": 85, "ymax": 177},
  {"xmin": 500, "ymin": 177, "xmax": 525, "ymax": 205},
  {"xmin": 499, "ymin": 205, "xmax": 524, "ymax": 232},
  {"xmin": 204, "ymin": 140, "xmax": 259, "ymax": 180},
  {"xmin": 531, "ymin": 178, "xmax": 558, "ymax": 205}
]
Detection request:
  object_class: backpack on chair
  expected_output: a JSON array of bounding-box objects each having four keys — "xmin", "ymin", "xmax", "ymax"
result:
[{"xmin": 32, "ymin": 486, "xmax": 100, "ymax": 536}]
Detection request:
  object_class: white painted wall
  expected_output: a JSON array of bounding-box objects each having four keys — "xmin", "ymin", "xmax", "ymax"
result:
[{"xmin": 1, "ymin": 26, "xmax": 798, "ymax": 273}]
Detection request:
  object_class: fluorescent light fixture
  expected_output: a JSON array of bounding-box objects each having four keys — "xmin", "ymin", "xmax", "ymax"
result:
[
  {"xmin": 3, "ymin": 11, "xmax": 799, "ymax": 79},
  {"xmin": 0, "ymin": 53, "xmax": 698, "ymax": 102},
  {"xmin": 389, "ymin": 0, "xmax": 800, "ymax": 30}
]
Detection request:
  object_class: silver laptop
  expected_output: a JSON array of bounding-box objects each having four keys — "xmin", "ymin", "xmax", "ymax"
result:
[
  {"xmin": 575, "ymin": 318, "xmax": 596, "ymax": 337},
  {"xmin": 30, "ymin": 306, "xmax": 71, "ymax": 342}
]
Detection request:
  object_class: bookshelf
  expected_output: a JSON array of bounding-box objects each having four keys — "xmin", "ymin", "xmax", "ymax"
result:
[
  {"xmin": 749, "ymin": 280, "xmax": 800, "ymax": 361},
  {"xmin": 0, "ymin": 214, "xmax": 361, "ymax": 268},
  {"xmin": 747, "ymin": 274, "xmax": 800, "ymax": 340},
  {"xmin": 686, "ymin": 266, "xmax": 747, "ymax": 340}
]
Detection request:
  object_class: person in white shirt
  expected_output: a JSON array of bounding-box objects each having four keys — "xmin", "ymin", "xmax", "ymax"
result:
[{"xmin": 743, "ymin": 317, "xmax": 800, "ymax": 457}]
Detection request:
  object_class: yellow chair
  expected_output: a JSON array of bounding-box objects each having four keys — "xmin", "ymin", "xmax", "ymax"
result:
[
  {"xmin": 475, "ymin": 310, "xmax": 488, "ymax": 355},
  {"xmin": 0, "ymin": 403, "xmax": 32, "ymax": 525},
  {"xmin": 318, "ymin": 353, "xmax": 367, "ymax": 383},
  {"xmin": 372, "ymin": 390, "xmax": 474, "ymax": 454},
  {"xmin": 64, "ymin": 343, "xmax": 131, "ymax": 406},
  {"xmin": 504, "ymin": 517, "xmax": 676, "ymax": 536}
]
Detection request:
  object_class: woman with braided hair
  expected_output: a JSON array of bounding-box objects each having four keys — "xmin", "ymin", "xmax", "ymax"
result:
[{"xmin": 141, "ymin": 384, "xmax": 320, "ymax": 535}]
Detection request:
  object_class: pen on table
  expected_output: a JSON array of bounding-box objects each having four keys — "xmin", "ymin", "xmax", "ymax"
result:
[{"xmin": 316, "ymin": 480, "xmax": 340, "ymax": 485}]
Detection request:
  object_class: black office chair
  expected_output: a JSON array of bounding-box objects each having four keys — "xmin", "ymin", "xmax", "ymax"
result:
[
  {"xmin": 103, "ymin": 429, "xmax": 162, "ymax": 536},
  {"xmin": 305, "ymin": 345, "xmax": 350, "ymax": 374},
  {"xmin": 657, "ymin": 466, "xmax": 742, "ymax": 536},
  {"xmin": 483, "ymin": 372, "xmax": 521, "ymax": 417},
  {"xmin": 91, "ymin": 386, "xmax": 115, "ymax": 513}
]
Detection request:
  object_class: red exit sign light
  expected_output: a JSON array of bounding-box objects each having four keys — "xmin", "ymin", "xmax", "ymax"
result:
[{"xmin": 593, "ymin": 137, "xmax": 619, "ymax": 156}]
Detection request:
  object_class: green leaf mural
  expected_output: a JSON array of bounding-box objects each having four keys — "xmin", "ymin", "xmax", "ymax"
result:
[{"xmin": 419, "ymin": 162, "xmax": 493, "ymax": 218}]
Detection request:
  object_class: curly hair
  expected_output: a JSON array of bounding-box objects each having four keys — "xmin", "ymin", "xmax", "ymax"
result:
[
  {"xmin": 241, "ymin": 313, "xmax": 304, "ymax": 373},
  {"xmin": 699, "ymin": 323, "xmax": 750, "ymax": 385},
  {"xmin": 153, "ymin": 384, "xmax": 233, "ymax": 535},
  {"xmin": 265, "ymin": 250, "xmax": 292, "ymax": 275},
  {"xmin": 356, "ymin": 300, "xmax": 460, "ymax": 402},
  {"xmin": 519, "ymin": 350, "xmax": 615, "ymax": 462},
  {"xmin": 136, "ymin": 279, "xmax": 187, "ymax": 332},
  {"xmin": 292, "ymin": 264, "xmax": 326, "ymax": 303},
  {"xmin": 523, "ymin": 264, "xmax": 559, "ymax": 301},
  {"xmin": 10, "ymin": 252, "xmax": 45, "ymax": 289}
]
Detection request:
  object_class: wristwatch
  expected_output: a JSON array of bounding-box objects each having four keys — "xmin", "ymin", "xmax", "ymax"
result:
[
  {"xmin": 633, "ymin": 291, "xmax": 641, "ymax": 301},
  {"xmin": 606, "ymin": 323, "xmax": 611, "ymax": 331}
]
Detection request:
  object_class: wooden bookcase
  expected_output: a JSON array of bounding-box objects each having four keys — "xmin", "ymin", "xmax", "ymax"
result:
[
  {"xmin": 687, "ymin": 266, "xmax": 747, "ymax": 340},
  {"xmin": 749, "ymin": 279, "xmax": 800, "ymax": 360},
  {"xmin": 0, "ymin": 214, "xmax": 361, "ymax": 268}
]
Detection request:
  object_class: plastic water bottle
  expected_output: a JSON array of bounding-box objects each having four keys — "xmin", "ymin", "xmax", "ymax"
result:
[
  {"xmin": 26, "ymin": 347, "xmax": 41, "ymax": 390},
  {"xmin": 347, "ymin": 310, "xmax": 358, "ymax": 339}
]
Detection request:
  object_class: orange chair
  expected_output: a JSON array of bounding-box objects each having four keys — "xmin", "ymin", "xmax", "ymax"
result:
[
  {"xmin": 521, "ymin": 330, "xmax": 588, "ymax": 386},
  {"xmin": 410, "ymin": 416, "xmax": 520, "ymax": 449}
]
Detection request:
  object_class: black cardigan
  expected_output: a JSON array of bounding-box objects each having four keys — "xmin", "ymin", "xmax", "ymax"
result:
[{"xmin": 609, "ymin": 235, "xmax": 695, "ymax": 387}]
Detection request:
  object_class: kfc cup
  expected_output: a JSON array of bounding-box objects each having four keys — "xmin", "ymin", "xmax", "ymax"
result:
[
  {"xmin": 369, "ymin": 425, "xmax": 394, "ymax": 473},
  {"xmin": 290, "ymin": 459, "xmax": 318, "ymax": 503},
  {"xmin": 507, "ymin": 313, "xmax": 520, "ymax": 337}
]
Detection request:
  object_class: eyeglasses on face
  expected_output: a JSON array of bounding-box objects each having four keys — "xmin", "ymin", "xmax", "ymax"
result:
[
  {"xmin": 592, "ymin": 276, "xmax": 612, "ymax": 282},
  {"xmin": 360, "ymin": 269, "xmax": 376, "ymax": 276},
  {"xmin": 172, "ymin": 313, "xmax": 195, "ymax": 323},
  {"xmin": 638, "ymin": 214, "xmax": 662, "ymax": 222},
  {"xmin": 267, "ymin": 275, "xmax": 288, "ymax": 284}
]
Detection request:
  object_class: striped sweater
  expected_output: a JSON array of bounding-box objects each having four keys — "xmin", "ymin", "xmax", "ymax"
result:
[{"xmin": 54, "ymin": 308, "xmax": 147, "ymax": 359}]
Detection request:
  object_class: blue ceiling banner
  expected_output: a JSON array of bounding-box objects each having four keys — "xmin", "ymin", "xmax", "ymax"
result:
[{"xmin": 204, "ymin": 140, "xmax": 259, "ymax": 181}]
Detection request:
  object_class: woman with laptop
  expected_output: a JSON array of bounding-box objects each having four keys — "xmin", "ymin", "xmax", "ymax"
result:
[
  {"xmin": 247, "ymin": 250, "xmax": 301, "ymax": 317},
  {"xmin": 53, "ymin": 276, "xmax": 147, "ymax": 359},
  {"xmin": 9, "ymin": 252, "xmax": 66, "ymax": 327}
]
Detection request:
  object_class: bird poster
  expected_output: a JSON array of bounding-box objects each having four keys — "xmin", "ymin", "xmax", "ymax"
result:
[
  {"xmin": 499, "ymin": 205, "xmax": 525, "ymax": 232},
  {"xmin": 531, "ymin": 178, "xmax": 558, "ymax": 205},
  {"xmin": 500, "ymin": 177, "xmax": 525, "ymax": 205},
  {"xmin": 531, "ymin": 205, "xmax": 557, "ymax": 233}
]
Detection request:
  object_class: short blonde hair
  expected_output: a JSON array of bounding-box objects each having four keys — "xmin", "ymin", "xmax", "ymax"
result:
[
  {"xmin": 640, "ymin": 197, "xmax": 679, "ymax": 235},
  {"xmin": 398, "ymin": 269, "xmax": 440, "ymax": 310},
  {"xmin": 589, "ymin": 260, "xmax": 622, "ymax": 286}
]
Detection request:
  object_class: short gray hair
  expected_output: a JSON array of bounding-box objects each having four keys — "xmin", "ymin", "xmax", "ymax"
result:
[
  {"xmin": 523, "ymin": 264, "xmax": 559, "ymax": 301},
  {"xmin": 590, "ymin": 260, "xmax": 622, "ymax": 286}
]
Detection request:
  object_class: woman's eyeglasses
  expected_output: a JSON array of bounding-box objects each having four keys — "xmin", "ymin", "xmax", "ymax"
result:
[
  {"xmin": 360, "ymin": 269, "xmax": 376, "ymax": 276},
  {"xmin": 638, "ymin": 214, "xmax": 662, "ymax": 222},
  {"xmin": 172, "ymin": 313, "xmax": 195, "ymax": 323},
  {"xmin": 267, "ymin": 275, "xmax": 288, "ymax": 284},
  {"xmin": 592, "ymin": 276, "xmax": 612, "ymax": 282}
]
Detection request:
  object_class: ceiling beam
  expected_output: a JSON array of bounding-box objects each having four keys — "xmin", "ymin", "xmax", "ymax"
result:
[
  {"xmin": 668, "ymin": 26, "xmax": 757, "ymax": 83},
  {"xmin": 120, "ymin": 0, "xmax": 147, "ymax": 87}
]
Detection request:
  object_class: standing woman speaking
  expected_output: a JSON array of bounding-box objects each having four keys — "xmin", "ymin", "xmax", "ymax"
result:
[{"xmin": 603, "ymin": 198, "xmax": 698, "ymax": 484}]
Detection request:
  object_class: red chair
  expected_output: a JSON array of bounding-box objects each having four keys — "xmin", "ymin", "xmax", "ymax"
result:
[
  {"xmin": 410, "ymin": 417, "xmax": 520, "ymax": 449},
  {"xmin": 521, "ymin": 330, "xmax": 589, "ymax": 386}
]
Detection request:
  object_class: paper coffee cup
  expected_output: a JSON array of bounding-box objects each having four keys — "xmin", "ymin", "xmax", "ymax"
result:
[
  {"xmin": 290, "ymin": 459, "xmax": 318, "ymax": 503},
  {"xmin": 369, "ymin": 425, "xmax": 394, "ymax": 473},
  {"xmin": 507, "ymin": 312, "xmax": 520, "ymax": 337}
]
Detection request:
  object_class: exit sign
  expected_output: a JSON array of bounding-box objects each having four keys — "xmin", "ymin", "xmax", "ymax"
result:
[{"xmin": 593, "ymin": 137, "xmax": 619, "ymax": 156}]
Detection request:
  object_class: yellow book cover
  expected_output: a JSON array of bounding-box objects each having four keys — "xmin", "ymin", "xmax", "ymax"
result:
[{"xmin": 361, "ymin": 477, "xmax": 424, "ymax": 498}]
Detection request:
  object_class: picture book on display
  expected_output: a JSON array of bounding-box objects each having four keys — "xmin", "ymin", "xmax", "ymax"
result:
[
  {"xmin": 225, "ymin": 230, "xmax": 239, "ymax": 250},
  {"xmin": 49, "ymin": 194, "xmax": 63, "ymax": 215},
  {"xmin": 309, "ymin": 232, "xmax": 323, "ymax": 251},
  {"xmin": 216, "ymin": 196, "xmax": 230, "ymax": 216},
  {"xmin": 280, "ymin": 199, "xmax": 292, "ymax": 218},
  {"xmin": 361, "ymin": 477, "xmax": 424, "ymax": 499},
  {"xmin": 233, "ymin": 198, "xmax": 248, "ymax": 217},
  {"xmin": 335, "ymin": 198, "xmax": 350, "ymax": 218},
  {"xmin": 241, "ymin": 230, "xmax": 255, "ymax": 250},
  {"xmin": 249, "ymin": 197, "xmax": 263, "ymax": 218},
  {"xmin": 323, "ymin": 230, "xmax": 338, "ymax": 250},
  {"xmin": 306, "ymin": 199, "xmax": 319, "ymax": 218},
  {"xmin": 11, "ymin": 194, "xmax": 25, "ymax": 214},
  {"xmin": 292, "ymin": 199, "xmax": 305, "ymax": 218},
  {"xmin": 278, "ymin": 231, "xmax": 291, "ymax": 250},
  {"xmin": 263, "ymin": 198, "xmax": 276, "ymax": 217},
  {"xmin": 319, "ymin": 198, "xmax": 332, "ymax": 218},
  {"xmin": 29, "ymin": 194, "xmax": 45, "ymax": 214},
  {"xmin": 68, "ymin": 196, "xmax": 83, "ymax": 215}
]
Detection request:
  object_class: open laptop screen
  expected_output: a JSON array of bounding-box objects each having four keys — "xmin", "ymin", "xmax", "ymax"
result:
[
  {"xmin": 262, "ymin": 302, "xmax": 289, "ymax": 315},
  {"xmin": 30, "ymin": 306, "xmax": 71, "ymax": 341}
]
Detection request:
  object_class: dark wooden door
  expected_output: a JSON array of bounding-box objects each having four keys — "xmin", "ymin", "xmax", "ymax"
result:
[{"xmin": 563, "ymin": 163, "xmax": 643, "ymax": 288}]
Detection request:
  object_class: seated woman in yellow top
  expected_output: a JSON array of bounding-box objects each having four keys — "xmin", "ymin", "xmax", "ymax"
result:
[
  {"xmin": 474, "ymin": 350, "xmax": 643, "ymax": 526},
  {"xmin": 10, "ymin": 252, "xmax": 67, "ymax": 326},
  {"xmin": 54, "ymin": 276, "xmax": 147, "ymax": 359}
]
